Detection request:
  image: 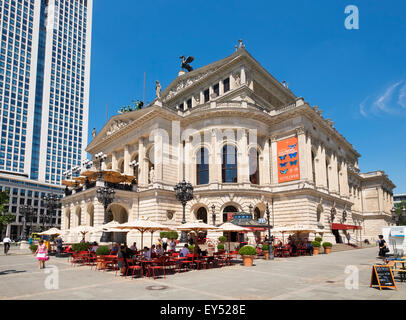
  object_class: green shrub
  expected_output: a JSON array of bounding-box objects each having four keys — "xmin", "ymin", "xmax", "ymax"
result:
[
  {"xmin": 262, "ymin": 244, "xmax": 269, "ymax": 251},
  {"xmin": 311, "ymin": 241, "xmax": 321, "ymax": 248},
  {"xmin": 29, "ymin": 244, "xmax": 38, "ymax": 252},
  {"xmin": 72, "ymin": 242, "xmax": 89, "ymax": 252},
  {"xmin": 217, "ymin": 244, "xmax": 225, "ymax": 250},
  {"xmin": 188, "ymin": 245, "xmax": 195, "ymax": 252},
  {"xmin": 160, "ymin": 231, "xmax": 179, "ymax": 240},
  {"xmin": 315, "ymin": 237, "xmax": 323, "ymax": 243},
  {"xmin": 238, "ymin": 245, "xmax": 257, "ymax": 256},
  {"xmin": 322, "ymin": 242, "xmax": 333, "ymax": 248},
  {"xmin": 218, "ymin": 236, "xmax": 227, "ymax": 243},
  {"xmin": 96, "ymin": 246, "xmax": 110, "ymax": 256}
]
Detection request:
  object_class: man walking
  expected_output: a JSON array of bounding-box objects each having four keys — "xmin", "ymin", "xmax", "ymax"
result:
[{"xmin": 3, "ymin": 236, "xmax": 11, "ymax": 255}]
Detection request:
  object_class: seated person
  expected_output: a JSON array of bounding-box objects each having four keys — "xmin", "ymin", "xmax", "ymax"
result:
[
  {"xmin": 130, "ymin": 242, "xmax": 138, "ymax": 252},
  {"xmin": 91, "ymin": 242, "xmax": 99, "ymax": 253},
  {"xmin": 142, "ymin": 247, "xmax": 151, "ymax": 261},
  {"xmin": 180, "ymin": 244, "xmax": 190, "ymax": 257},
  {"xmin": 110, "ymin": 243, "xmax": 120, "ymax": 255},
  {"xmin": 156, "ymin": 244, "xmax": 164, "ymax": 256}
]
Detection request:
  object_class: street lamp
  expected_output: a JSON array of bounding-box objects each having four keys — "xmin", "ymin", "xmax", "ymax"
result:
[
  {"xmin": 174, "ymin": 180, "xmax": 194, "ymax": 243},
  {"xmin": 95, "ymin": 152, "xmax": 107, "ymax": 181},
  {"xmin": 97, "ymin": 186, "xmax": 115, "ymax": 224},
  {"xmin": 129, "ymin": 160, "xmax": 139, "ymax": 184},
  {"xmin": 211, "ymin": 204, "xmax": 216, "ymax": 226},
  {"xmin": 43, "ymin": 193, "xmax": 61, "ymax": 230},
  {"xmin": 19, "ymin": 205, "xmax": 33, "ymax": 241},
  {"xmin": 265, "ymin": 203, "xmax": 274, "ymax": 260}
]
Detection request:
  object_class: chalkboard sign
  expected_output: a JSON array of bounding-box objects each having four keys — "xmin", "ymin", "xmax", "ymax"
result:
[{"xmin": 370, "ymin": 265, "xmax": 397, "ymax": 291}]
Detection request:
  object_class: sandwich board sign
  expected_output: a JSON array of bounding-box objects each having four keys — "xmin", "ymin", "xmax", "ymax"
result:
[{"xmin": 370, "ymin": 265, "xmax": 397, "ymax": 291}]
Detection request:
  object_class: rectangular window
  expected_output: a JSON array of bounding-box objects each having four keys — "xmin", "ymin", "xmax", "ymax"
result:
[
  {"xmin": 204, "ymin": 89, "xmax": 209, "ymax": 103},
  {"xmin": 213, "ymin": 83, "xmax": 219, "ymax": 97},
  {"xmin": 223, "ymin": 77, "xmax": 230, "ymax": 93},
  {"xmin": 186, "ymin": 98, "xmax": 192, "ymax": 109}
]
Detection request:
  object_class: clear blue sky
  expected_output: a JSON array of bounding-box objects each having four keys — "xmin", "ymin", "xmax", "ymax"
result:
[{"xmin": 88, "ymin": 0, "xmax": 406, "ymax": 193}]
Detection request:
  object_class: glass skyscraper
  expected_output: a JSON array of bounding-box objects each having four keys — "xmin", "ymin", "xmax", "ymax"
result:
[{"xmin": 0, "ymin": 0, "xmax": 93, "ymax": 238}]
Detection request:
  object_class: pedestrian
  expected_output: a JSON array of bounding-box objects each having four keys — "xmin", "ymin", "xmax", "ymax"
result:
[
  {"xmin": 3, "ymin": 236, "xmax": 11, "ymax": 255},
  {"xmin": 378, "ymin": 235, "xmax": 388, "ymax": 260},
  {"xmin": 170, "ymin": 238, "xmax": 176, "ymax": 252},
  {"xmin": 35, "ymin": 240, "xmax": 49, "ymax": 269},
  {"xmin": 162, "ymin": 235, "xmax": 168, "ymax": 252},
  {"xmin": 55, "ymin": 236, "xmax": 63, "ymax": 255},
  {"xmin": 117, "ymin": 245, "xmax": 129, "ymax": 276}
]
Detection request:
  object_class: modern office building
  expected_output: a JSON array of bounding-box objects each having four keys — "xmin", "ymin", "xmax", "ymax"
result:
[
  {"xmin": 61, "ymin": 44, "xmax": 395, "ymax": 245},
  {"xmin": 0, "ymin": 0, "xmax": 93, "ymax": 238},
  {"xmin": 394, "ymin": 194, "xmax": 406, "ymax": 206}
]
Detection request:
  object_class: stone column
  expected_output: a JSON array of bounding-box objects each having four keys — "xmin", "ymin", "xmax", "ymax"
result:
[
  {"xmin": 262, "ymin": 138, "xmax": 271, "ymax": 185},
  {"xmin": 219, "ymin": 79, "xmax": 224, "ymax": 95},
  {"xmin": 210, "ymin": 130, "xmax": 218, "ymax": 184},
  {"xmin": 93, "ymin": 201, "xmax": 105, "ymax": 227},
  {"xmin": 241, "ymin": 66, "xmax": 246, "ymax": 85},
  {"xmin": 124, "ymin": 145, "xmax": 131, "ymax": 175},
  {"xmin": 112, "ymin": 152, "xmax": 119, "ymax": 172},
  {"xmin": 154, "ymin": 133, "xmax": 163, "ymax": 183},
  {"xmin": 315, "ymin": 143, "xmax": 328, "ymax": 189},
  {"xmin": 184, "ymin": 137, "xmax": 191, "ymax": 182},
  {"xmin": 239, "ymin": 129, "xmax": 250, "ymax": 183},
  {"xmin": 339, "ymin": 160, "xmax": 350, "ymax": 197},
  {"xmin": 305, "ymin": 133, "xmax": 314, "ymax": 183},
  {"xmin": 329, "ymin": 154, "xmax": 340, "ymax": 194},
  {"xmin": 296, "ymin": 127, "xmax": 307, "ymax": 181},
  {"xmin": 138, "ymin": 138, "xmax": 148, "ymax": 186},
  {"xmin": 270, "ymin": 136, "xmax": 278, "ymax": 184}
]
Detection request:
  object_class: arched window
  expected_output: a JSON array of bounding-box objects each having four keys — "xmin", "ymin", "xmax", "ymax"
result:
[
  {"xmin": 222, "ymin": 145, "xmax": 237, "ymax": 183},
  {"xmin": 196, "ymin": 147, "xmax": 209, "ymax": 185},
  {"xmin": 249, "ymin": 148, "xmax": 259, "ymax": 184},
  {"xmin": 254, "ymin": 207, "xmax": 261, "ymax": 220},
  {"xmin": 196, "ymin": 207, "xmax": 208, "ymax": 224},
  {"xmin": 223, "ymin": 205, "xmax": 238, "ymax": 223}
]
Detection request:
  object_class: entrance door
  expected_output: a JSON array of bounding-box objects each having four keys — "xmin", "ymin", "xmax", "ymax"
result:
[{"xmin": 332, "ymin": 229, "xmax": 343, "ymax": 244}]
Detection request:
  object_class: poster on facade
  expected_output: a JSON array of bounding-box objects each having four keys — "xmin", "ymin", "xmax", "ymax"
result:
[{"xmin": 277, "ymin": 136, "xmax": 300, "ymax": 183}]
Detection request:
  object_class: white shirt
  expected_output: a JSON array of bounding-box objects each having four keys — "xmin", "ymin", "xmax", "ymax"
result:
[
  {"xmin": 3, "ymin": 237, "xmax": 11, "ymax": 244},
  {"xmin": 162, "ymin": 237, "xmax": 168, "ymax": 244}
]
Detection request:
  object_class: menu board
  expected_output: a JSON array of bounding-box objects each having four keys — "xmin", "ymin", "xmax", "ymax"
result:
[
  {"xmin": 277, "ymin": 137, "xmax": 300, "ymax": 183},
  {"xmin": 370, "ymin": 265, "xmax": 397, "ymax": 291}
]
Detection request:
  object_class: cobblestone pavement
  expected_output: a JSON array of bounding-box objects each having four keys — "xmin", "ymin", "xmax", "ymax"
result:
[{"xmin": 0, "ymin": 247, "xmax": 405, "ymax": 300}]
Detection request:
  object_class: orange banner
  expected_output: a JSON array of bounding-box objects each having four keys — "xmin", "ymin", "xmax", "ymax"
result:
[{"xmin": 277, "ymin": 137, "xmax": 300, "ymax": 183}]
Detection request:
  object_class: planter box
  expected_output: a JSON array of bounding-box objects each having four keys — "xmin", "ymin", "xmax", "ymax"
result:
[
  {"xmin": 313, "ymin": 248, "xmax": 320, "ymax": 255},
  {"xmin": 242, "ymin": 255, "xmax": 254, "ymax": 267}
]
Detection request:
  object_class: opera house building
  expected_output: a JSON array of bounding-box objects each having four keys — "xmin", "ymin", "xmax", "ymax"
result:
[{"xmin": 61, "ymin": 45, "xmax": 395, "ymax": 246}]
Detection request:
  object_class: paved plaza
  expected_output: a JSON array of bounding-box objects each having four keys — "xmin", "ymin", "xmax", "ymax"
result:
[{"xmin": 0, "ymin": 247, "xmax": 404, "ymax": 300}]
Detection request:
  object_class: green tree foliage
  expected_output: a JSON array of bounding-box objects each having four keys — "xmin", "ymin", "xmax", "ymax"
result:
[
  {"xmin": 395, "ymin": 201, "xmax": 406, "ymax": 225},
  {"xmin": 0, "ymin": 191, "xmax": 15, "ymax": 233}
]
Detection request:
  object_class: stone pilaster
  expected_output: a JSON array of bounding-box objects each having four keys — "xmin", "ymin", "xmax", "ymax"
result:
[
  {"xmin": 270, "ymin": 136, "xmax": 278, "ymax": 184},
  {"xmin": 124, "ymin": 145, "xmax": 131, "ymax": 175},
  {"xmin": 139, "ymin": 138, "xmax": 148, "ymax": 186},
  {"xmin": 296, "ymin": 127, "xmax": 307, "ymax": 181},
  {"xmin": 238, "ymin": 129, "xmax": 250, "ymax": 183},
  {"xmin": 262, "ymin": 138, "xmax": 271, "ymax": 185}
]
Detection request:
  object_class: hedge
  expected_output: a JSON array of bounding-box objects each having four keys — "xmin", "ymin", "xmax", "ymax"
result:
[
  {"xmin": 96, "ymin": 246, "xmax": 110, "ymax": 256},
  {"xmin": 72, "ymin": 242, "xmax": 90, "ymax": 252},
  {"xmin": 160, "ymin": 231, "xmax": 179, "ymax": 240}
]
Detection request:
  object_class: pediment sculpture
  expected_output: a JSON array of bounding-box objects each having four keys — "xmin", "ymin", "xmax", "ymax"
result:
[{"xmin": 106, "ymin": 120, "xmax": 130, "ymax": 137}]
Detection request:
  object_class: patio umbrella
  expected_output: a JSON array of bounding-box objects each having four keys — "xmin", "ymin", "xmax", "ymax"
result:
[
  {"xmin": 272, "ymin": 225, "xmax": 321, "ymax": 243},
  {"xmin": 217, "ymin": 222, "xmax": 250, "ymax": 252},
  {"xmin": 91, "ymin": 221, "xmax": 122, "ymax": 233},
  {"xmin": 62, "ymin": 180, "xmax": 77, "ymax": 187},
  {"xmin": 38, "ymin": 228, "xmax": 63, "ymax": 236},
  {"xmin": 102, "ymin": 170, "xmax": 123, "ymax": 183},
  {"xmin": 112, "ymin": 220, "xmax": 173, "ymax": 248},
  {"xmin": 176, "ymin": 221, "xmax": 219, "ymax": 245},
  {"xmin": 81, "ymin": 168, "xmax": 99, "ymax": 180},
  {"xmin": 69, "ymin": 225, "xmax": 97, "ymax": 241}
]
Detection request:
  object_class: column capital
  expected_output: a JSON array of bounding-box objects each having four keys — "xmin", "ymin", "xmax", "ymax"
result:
[{"xmin": 296, "ymin": 126, "xmax": 305, "ymax": 136}]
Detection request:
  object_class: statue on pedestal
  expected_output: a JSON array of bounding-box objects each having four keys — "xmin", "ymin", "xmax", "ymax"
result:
[
  {"xmin": 155, "ymin": 81, "xmax": 162, "ymax": 100},
  {"xmin": 149, "ymin": 167, "xmax": 155, "ymax": 184}
]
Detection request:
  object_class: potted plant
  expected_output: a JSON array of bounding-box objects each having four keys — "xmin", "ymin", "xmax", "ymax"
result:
[
  {"xmin": 311, "ymin": 241, "xmax": 321, "ymax": 255},
  {"xmin": 315, "ymin": 237, "xmax": 323, "ymax": 243},
  {"xmin": 217, "ymin": 243, "xmax": 225, "ymax": 252},
  {"xmin": 262, "ymin": 244, "xmax": 270, "ymax": 260},
  {"xmin": 95, "ymin": 245, "xmax": 110, "ymax": 270},
  {"xmin": 322, "ymin": 242, "xmax": 333, "ymax": 254},
  {"xmin": 29, "ymin": 244, "xmax": 38, "ymax": 254},
  {"xmin": 72, "ymin": 242, "xmax": 89, "ymax": 253},
  {"xmin": 238, "ymin": 245, "xmax": 257, "ymax": 267},
  {"xmin": 188, "ymin": 245, "xmax": 195, "ymax": 253},
  {"xmin": 218, "ymin": 236, "xmax": 227, "ymax": 243}
]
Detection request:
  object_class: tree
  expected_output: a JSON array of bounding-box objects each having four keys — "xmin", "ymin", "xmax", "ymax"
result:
[
  {"xmin": 0, "ymin": 191, "xmax": 15, "ymax": 235},
  {"xmin": 395, "ymin": 201, "xmax": 406, "ymax": 225}
]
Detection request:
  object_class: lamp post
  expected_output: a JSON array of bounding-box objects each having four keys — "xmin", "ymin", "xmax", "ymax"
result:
[
  {"xmin": 211, "ymin": 204, "xmax": 216, "ymax": 226},
  {"xmin": 129, "ymin": 160, "xmax": 139, "ymax": 184},
  {"xmin": 19, "ymin": 205, "xmax": 33, "ymax": 241},
  {"xmin": 96, "ymin": 186, "xmax": 115, "ymax": 224},
  {"xmin": 95, "ymin": 152, "xmax": 107, "ymax": 182},
  {"xmin": 265, "ymin": 203, "xmax": 274, "ymax": 260},
  {"xmin": 174, "ymin": 180, "xmax": 194, "ymax": 243},
  {"xmin": 43, "ymin": 193, "xmax": 61, "ymax": 230}
]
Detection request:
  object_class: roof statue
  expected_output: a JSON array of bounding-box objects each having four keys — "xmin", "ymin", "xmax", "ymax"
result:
[
  {"xmin": 180, "ymin": 55, "xmax": 194, "ymax": 72},
  {"xmin": 155, "ymin": 80, "xmax": 162, "ymax": 99}
]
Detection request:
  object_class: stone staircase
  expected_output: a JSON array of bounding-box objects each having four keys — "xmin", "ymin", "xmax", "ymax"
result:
[{"xmin": 331, "ymin": 243, "xmax": 377, "ymax": 253}]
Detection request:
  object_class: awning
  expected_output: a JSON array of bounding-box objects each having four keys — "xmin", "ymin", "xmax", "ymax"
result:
[{"xmin": 331, "ymin": 223, "xmax": 362, "ymax": 231}]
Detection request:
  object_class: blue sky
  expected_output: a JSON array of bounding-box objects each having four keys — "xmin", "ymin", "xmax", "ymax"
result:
[{"xmin": 88, "ymin": 0, "xmax": 406, "ymax": 193}]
